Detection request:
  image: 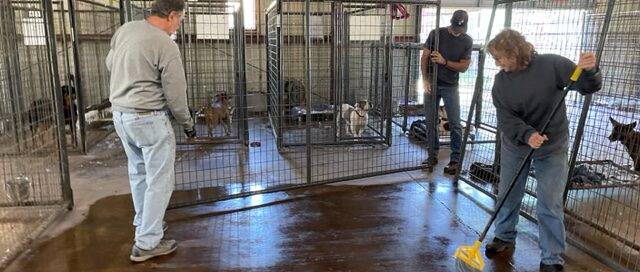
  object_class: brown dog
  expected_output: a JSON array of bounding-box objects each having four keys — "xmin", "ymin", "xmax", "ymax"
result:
[{"xmin": 201, "ymin": 93, "xmax": 232, "ymax": 137}]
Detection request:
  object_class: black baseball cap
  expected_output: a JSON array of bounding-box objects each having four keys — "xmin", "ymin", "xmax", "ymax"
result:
[{"xmin": 450, "ymin": 10, "xmax": 468, "ymax": 34}]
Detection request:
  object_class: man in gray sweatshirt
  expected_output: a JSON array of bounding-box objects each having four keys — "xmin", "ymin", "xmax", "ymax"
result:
[{"xmin": 106, "ymin": 0, "xmax": 195, "ymax": 262}]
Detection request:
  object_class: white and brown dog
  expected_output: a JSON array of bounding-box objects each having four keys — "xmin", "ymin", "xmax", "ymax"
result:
[{"xmin": 336, "ymin": 100, "xmax": 371, "ymax": 137}]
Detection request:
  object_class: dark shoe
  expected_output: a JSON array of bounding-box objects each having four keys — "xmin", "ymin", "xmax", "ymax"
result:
[
  {"xmin": 130, "ymin": 239, "xmax": 177, "ymax": 262},
  {"xmin": 421, "ymin": 157, "xmax": 438, "ymax": 166},
  {"xmin": 444, "ymin": 161, "xmax": 459, "ymax": 175},
  {"xmin": 540, "ymin": 263, "xmax": 564, "ymax": 272},
  {"xmin": 485, "ymin": 237, "xmax": 515, "ymax": 254}
]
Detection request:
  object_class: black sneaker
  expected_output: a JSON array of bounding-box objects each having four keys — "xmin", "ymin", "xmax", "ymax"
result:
[
  {"xmin": 421, "ymin": 157, "xmax": 438, "ymax": 166},
  {"xmin": 444, "ymin": 161, "xmax": 459, "ymax": 175},
  {"xmin": 485, "ymin": 237, "xmax": 515, "ymax": 254},
  {"xmin": 540, "ymin": 263, "xmax": 564, "ymax": 272}
]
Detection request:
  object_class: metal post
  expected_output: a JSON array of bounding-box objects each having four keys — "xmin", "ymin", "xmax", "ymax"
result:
[
  {"xmin": 124, "ymin": 0, "xmax": 132, "ymax": 22},
  {"xmin": 564, "ymin": 0, "xmax": 615, "ymax": 203},
  {"xmin": 504, "ymin": 3, "xmax": 512, "ymax": 28},
  {"xmin": 343, "ymin": 14, "xmax": 351, "ymax": 104},
  {"xmin": 486, "ymin": 0, "xmax": 500, "ymax": 169},
  {"xmin": 455, "ymin": 49, "xmax": 485, "ymax": 179},
  {"xmin": 118, "ymin": 0, "xmax": 126, "ymax": 25},
  {"xmin": 384, "ymin": 5, "xmax": 393, "ymax": 146},
  {"xmin": 277, "ymin": 0, "xmax": 283, "ymax": 149},
  {"xmin": 43, "ymin": 0, "xmax": 73, "ymax": 207},
  {"xmin": 67, "ymin": 0, "xmax": 87, "ymax": 153},
  {"xmin": 427, "ymin": 4, "xmax": 441, "ymax": 161},
  {"xmin": 304, "ymin": 0, "xmax": 312, "ymax": 184},
  {"xmin": 331, "ymin": 2, "xmax": 339, "ymax": 141},
  {"xmin": 59, "ymin": 1, "xmax": 77, "ymax": 148},
  {"xmin": 237, "ymin": 2, "xmax": 249, "ymax": 146}
]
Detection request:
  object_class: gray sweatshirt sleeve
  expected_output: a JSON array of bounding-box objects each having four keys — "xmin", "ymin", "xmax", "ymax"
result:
[
  {"xmin": 161, "ymin": 55, "xmax": 194, "ymax": 130},
  {"xmin": 492, "ymin": 83, "xmax": 537, "ymax": 145},
  {"xmin": 554, "ymin": 55, "xmax": 603, "ymax": 95}
]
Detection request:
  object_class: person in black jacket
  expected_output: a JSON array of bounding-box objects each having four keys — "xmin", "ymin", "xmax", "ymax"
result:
[{"xmin": 485, "ymin": 29, "xmax": 602, "ymax": 272}]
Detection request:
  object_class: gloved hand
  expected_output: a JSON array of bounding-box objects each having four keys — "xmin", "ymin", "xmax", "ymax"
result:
[{"xmin": 184, "ymin": 126, "xmax": 196, "ymax": 139}]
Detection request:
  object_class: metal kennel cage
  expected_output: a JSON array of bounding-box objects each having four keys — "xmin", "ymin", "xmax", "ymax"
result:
[
  {"xmin": 0, "ymin": 0, "xmax": 72, "ymax": 268},
  {"xmin": 266, "ymin": 0, "xmax": 440, "ymax": 150}
]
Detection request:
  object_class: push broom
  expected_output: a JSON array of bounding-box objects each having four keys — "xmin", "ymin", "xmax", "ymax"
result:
[{"xmin": 454, "ymin": 67, "xmax": 583, "ymax": 271}]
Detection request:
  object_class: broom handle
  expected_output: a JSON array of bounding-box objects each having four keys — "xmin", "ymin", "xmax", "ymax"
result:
[{"xmin": 478, "ymin": 68, "xmax": 583, "ymax": 241}]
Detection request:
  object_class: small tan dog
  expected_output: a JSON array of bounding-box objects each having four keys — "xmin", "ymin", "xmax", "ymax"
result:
[{"xmin": 201, "ymin": 93, "xmax": 232, "ymax": 137}]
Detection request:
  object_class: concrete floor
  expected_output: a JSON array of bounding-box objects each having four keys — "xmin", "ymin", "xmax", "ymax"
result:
[{"xmin": 3, "ymin": 132, "xmax": 613, "ymax": 271}]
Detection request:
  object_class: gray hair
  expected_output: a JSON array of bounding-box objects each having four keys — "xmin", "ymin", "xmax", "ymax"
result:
[{"xmin": 150, "ymin": 0, "xmax": 185, "ymax": 18}]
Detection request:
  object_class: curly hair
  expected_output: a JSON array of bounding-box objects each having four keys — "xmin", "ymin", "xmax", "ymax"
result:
[
  {"xmin": 150, "ymin": 0, "xmax": 185, "ymax": 18},
  {"xmin": 486, "ymin": 29, "xmax": 536, "ymax": 72}
]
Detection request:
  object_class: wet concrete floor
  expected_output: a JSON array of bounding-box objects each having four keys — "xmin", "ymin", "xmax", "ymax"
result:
[{"xmin": 6, "ymin": 175, "xmax": 610, "ymax": 272}]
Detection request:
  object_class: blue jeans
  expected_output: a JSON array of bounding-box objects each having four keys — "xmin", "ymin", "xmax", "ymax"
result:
[
  {"xmin": 423, "ymin": 85, "xmax": 462, "ymax": 162},
  {"xmin": 493, "ymin": 145, "xmax": 568, "ymax": 265},
  {"xmin": 113, "ymin": 111, "xmax": 176, "ymax": 250}
]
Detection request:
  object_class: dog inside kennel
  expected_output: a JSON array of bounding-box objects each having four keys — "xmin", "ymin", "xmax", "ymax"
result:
[{"xmin": 0, "ymin": 0, "xmax": 638, "ymax": 271}]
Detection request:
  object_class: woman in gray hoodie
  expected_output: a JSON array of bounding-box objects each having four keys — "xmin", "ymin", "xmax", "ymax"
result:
[{"xmin": 484, "ymin": 29, "xmax": 602, "ymax": 272}]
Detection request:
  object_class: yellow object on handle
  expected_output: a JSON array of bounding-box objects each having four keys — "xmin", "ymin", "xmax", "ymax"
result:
[
  {"xmin": 570, "ymin": 68, "xmax": 583, "ymax": 82},
  {"xmin": 454, "ymin": 240, "xmax": 484, "ymax": 271}
]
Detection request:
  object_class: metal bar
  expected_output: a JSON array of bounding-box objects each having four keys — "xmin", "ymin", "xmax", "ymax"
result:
[
  {"xmin": 427, "ymin": 3, "xmax": 441, "ymax": 160},
  {"xmin": 304, "ymin": 0, "xmax": 312, "ymax": 184},
  {"xmin": 280, "ymin": 11, "xmax": 331, "ymax": 15},
  {"xmin": 176, "ymin": 138, "xmax": 244, "ymax": 145},
  {"xmin": 343, "ymin": 14, "xmax": 351, "ymax": 104},
  {"xmin": 284, "ymin": 140, "xmax": 388, "ymax": 147},
  {"xmin": 495, "ymin": 0, "xmax": 528, "ymax": 4},
  {"xmin": 58, "ymin": 0, "xmax": 78, "ymax": 148},
  {"xmin": 504, "ymin": 2, "xmax": 512, "ymax": 27},
  {"xmin": 485, "ymin": 0, "xmax": 500, "ymax": 170},
  {"xmin": 67, "ymin": 0, "xmax": 87, "ymax": 154},
  {"xmin": 455, "ymin": 50, "xmax": 486, "ymax": 179},
  {"xmin": 167, "ymin": 165, "xmax": 426, "ymax": 210},
  {"xmin": 336, "ymin": 2, "xmax": 342, "ymax": 142},
  {"xmin": 76, "ymin": 0, "xmax": 119, "ymax": 11},
  {"xmin": 277, "ymin": 0, "xmax": 283, "ymax": 150},
  {"xmin": 118, "ymin": 0, "xmax": 126, "ymax": 25},
  {"xmin": 43, "ymin": 0, "xmax": 73, "ymax": 207},
  {"xmin": 384, "ymin": 5, "xmax": 393, "ymax": 146},
  {"xmin": 237, "ymin": 3, "xmax": 249, "ymax": 146}
]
